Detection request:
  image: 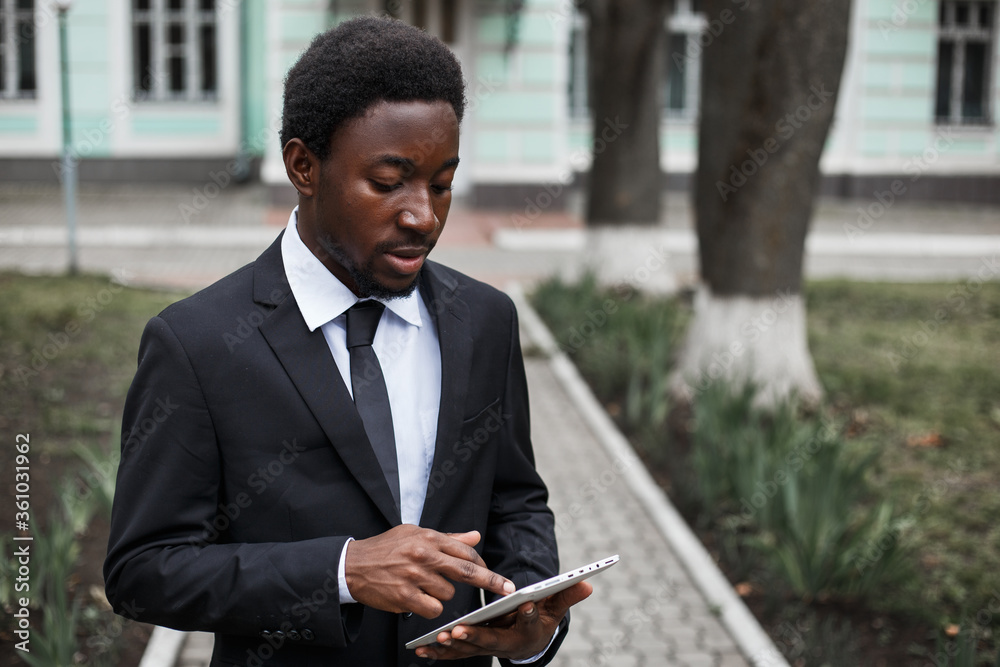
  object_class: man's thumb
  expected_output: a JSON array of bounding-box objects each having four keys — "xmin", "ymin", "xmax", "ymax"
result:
[{"xmin": 449, "ymin": 530, "xmax": 482, "ymax": 547}]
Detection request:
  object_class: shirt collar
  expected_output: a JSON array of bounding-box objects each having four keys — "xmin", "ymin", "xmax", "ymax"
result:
[{"xmin": 281, "ymin": 207, "xmax": 424, "ymax": 332}]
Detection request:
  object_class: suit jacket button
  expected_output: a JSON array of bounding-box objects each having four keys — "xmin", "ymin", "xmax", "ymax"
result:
[
  {"xmin": 288, "ymin": 630, "xmax": 301, "ymax": 641},
  {"xmin": 261, "ymin": 630, "xmax": 272, "ymax": 639},
  {"xmin": 302, "ymin": 629, "xmax": 315, "ymax": 641},
  {"xmin": 273, "ymin": 631, "xmax": 286, "ymax": 640},
  {"xmin": 404, "ymin": 612, "xmax": 413, "ymax": 619}
]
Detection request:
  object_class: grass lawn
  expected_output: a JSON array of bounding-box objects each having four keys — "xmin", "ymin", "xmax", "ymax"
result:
[
  {"xmin": 0, "ymin": 272, "xmax": 187, "ymax": 666},
  {"xmin": 807, "ymin": 281, "xmax": 1000, "ymax": 623},
  {"xmin": 533, "ymin": 276, "xmax": 1000, "ymax": 663}
]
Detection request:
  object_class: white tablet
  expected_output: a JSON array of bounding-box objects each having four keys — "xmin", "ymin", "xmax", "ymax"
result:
[{"xmin": 406, "ymin": 554, "xmax": 620, "ymax": 649}]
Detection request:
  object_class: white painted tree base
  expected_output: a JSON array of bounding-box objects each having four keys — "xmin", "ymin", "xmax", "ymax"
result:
[
  {"xmin": 669, "ymin": 284, "xmax": 824, "ymax": 408},
  {"xmin": 583, "ymin": 226, "xmax": 678, "ymax": 294}
]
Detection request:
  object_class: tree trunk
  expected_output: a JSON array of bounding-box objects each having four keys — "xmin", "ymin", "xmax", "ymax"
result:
[
  {"xmin": 671, "ymin": 0, "xmax": 852, "ymax": 406},
  {"xmin": 582, "ymin": 0, "xmax": 671, "ymax": 226}
]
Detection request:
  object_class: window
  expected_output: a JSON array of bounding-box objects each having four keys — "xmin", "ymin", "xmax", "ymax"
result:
[
  {"xmin": 567, "ymin": 12, "xmax": 587, "ymax": 117},
  {"xmin": 401, "ymin": 0, "xmax": 457, "ymax": 44},
  {"xmin": 440, "ymin": 0, "xmax": 457, "ymax": 44},
  {"xmin": 566, "ymin": 1, "xmax": 706, "ymax": 119},
  {"xmin": 132, "ymin": 0, "xmax": 217, "ymax": 101},
  {"xmin": 935, "ymin": 0, "xmax": 995, "ymax": 125},
  {"xmin": 0, "ymin": 0, "xmax": 36, "ymax": 100},
  {"xmin": 664, "ymin": 0, "xmax": 705, "ymax": 119}
]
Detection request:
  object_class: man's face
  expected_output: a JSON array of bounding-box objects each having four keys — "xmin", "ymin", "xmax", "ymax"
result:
[{"xmin": 298, "ymin": 100, "xmax": 460, "ymax": 299}]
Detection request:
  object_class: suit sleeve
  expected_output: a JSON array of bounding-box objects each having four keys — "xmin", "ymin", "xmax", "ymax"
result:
[
  {"xmin": 482, "ymin": 299, "xmax": 569, "ymax": 667},
  {"xmin": 104, "ymin": 316, "xmax": 363, "ymax": 646}
]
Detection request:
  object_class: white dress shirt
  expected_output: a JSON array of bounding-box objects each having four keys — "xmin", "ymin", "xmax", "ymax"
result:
[
  {"xmin": 281, "ymin": 210, "xmax": 555, "ymax": 662},
  {"xmin": 282, "ymin": 208, "xmax": 441, "ymax": 531}
]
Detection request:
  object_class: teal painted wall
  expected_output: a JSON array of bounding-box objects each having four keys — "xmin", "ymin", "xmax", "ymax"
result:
[
  {"xmin": 476, "ymin": 131, "xmax": 511, "ymax": 162},
  {"xmin": 65, "ymin": 0, "xmax": 112, "ymax": 156},
  {"xmin": 243, "ymin": 0, "xmax": 269, "ymax": 155},
  {"xmin": 133, "ymin": 116, "xmax": 222, "ymax": 135},
  {"xmin": 471, "ymin": 0, "xmax": 563, "ymax": 168},
  {"xmin": 0, "ymin": 116, "xmax": 38, "ymax": 134},
  {"xmin": 854, "ymin": 0, "xmax": 1000, "ymax": 164}
]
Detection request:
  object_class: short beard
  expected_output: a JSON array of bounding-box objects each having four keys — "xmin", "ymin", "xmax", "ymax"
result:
[{"xmin": 316, "ymin": 235, "xmax": 419, "ymax": 300}]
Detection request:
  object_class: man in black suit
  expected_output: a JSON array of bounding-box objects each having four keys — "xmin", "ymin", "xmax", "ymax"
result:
[{"xmin": 104, "ymin": 15, "xmax": 590, "ymax": 667}]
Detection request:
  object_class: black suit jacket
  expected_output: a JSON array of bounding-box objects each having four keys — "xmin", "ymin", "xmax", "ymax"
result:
[{"xmin": 104, "ymin": 234, "xmax": 565, "ymax": 666}]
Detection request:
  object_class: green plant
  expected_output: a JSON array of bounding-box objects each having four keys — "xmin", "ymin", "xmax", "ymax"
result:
[
  {"xmin": 70, "ymin": 437, "xmax": 119, "ymax": 520},
  {"xmin": 79, "ymin": 604, "xmax": 126, "ymax": 667},
  {"xmin": 30, "ymin": 510, "xmax": 80, "ymax": 613},
  {"xmin": 919, "ymin": 621, "xmax": 1000, "ymax": 667},
  {"xmin": 758, "ymin": 446, "xmax": 910, "ymax": 600},
  {"xmin": 773, "ymin": 611, "xmax": 863, "ymax": 666},
  {"xmin": 689, "ymin": 382, "xmax": 766, "ymax": 512},
  {"xmin": 0, "ymin": 537, "xmax": 18, "ymax": 612},
  {"xmin": 688, "ymin": 382, "xmax": 822, "ymax": 528},
  {"xmin": 19, "ymin": 599, "xmax": 82, "ymax": 667},
  {"xmin": 58, "ymin": 478, "xmax": 100, "ymax": 537},
  {"xmin": 621, "ymin": 307, "xmax": 674, "ymax": 432},
  {"xmin": 20, "ymin": 508, "xmax": 84, "ymax": 667},
  {"xmin": 531, "ymin": 274, "xmax": 683, "ymax": 437},
  {"xmin": 689, "ymin": 380, "xmax": 911, "ymax": 601}
]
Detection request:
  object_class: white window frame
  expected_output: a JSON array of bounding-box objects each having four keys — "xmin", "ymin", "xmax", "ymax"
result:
[
  {"xmin": 664, "ymin": 0, "xmax": 706, "ymax": 120},
  {"xmin": 567, "ymin": 10, "xmax": 588, "ymax": 118},
  {"xmin": 935, "ymin": 0, "xmax": 995, "ymax": 125},
  {"xmin": 399, "ymin": 0, "xmax": 459, "ymax": 44},
  {"xmin": 0, "ymin": 0, "xmax": 36, "ymax": 100},
  {"xmin": 131, "ymin": 0, "xmax": 218, "ymax": 102}
]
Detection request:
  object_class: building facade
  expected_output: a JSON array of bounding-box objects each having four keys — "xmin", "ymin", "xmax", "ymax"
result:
[{"xmin": 1, "ymin": 0, "xmax": 998, "ymax": 204}]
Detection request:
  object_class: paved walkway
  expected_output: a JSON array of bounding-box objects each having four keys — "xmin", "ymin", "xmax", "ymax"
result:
[{"xmin": 524, "ymin": 356, "xmax": 751, "ymax": 667}]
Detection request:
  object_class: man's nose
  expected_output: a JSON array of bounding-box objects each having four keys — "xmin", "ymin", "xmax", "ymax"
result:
[{"xmin": 397, "ymin": 188, "xmax": 438, "ymax": 235}]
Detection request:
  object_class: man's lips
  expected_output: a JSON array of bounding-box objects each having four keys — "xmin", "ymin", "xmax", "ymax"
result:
[
  {"xmin": 387, "ymin": 246, "xmax": 429, "ymax": 258},
  {"xmin": 383, "ymin": 246, "xmax": 429, "ymax": 274}
]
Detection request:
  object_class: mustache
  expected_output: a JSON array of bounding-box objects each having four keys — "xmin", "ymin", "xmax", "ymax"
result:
[{"xmin": 375, "ymin": 238, "xmax": 436, "ymax": 254}]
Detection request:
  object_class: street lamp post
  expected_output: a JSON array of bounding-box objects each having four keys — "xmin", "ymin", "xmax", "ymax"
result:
[{"xmin": 54, "ymin": 0, "xmax": 78, "ymax": 275}]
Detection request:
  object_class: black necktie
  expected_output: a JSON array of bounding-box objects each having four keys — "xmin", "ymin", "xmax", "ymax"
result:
[{"xmin": 346, "ymin": 300, "xmax": 400, "ymax": 511}]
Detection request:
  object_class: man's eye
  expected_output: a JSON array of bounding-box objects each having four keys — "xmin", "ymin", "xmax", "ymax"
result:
[
  {"xmin": 432, "ymin": 184, "xmax": 453, "ymax": 194},
  {"xmin": 371, "ymin": 180, "xmax": 399, "ymax": 192}
]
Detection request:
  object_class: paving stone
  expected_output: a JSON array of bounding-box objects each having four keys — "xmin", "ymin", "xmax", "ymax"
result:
[
  {"xmin": 672, "ymin": 653, "xmax": 719, "ymax": 667},
  {"xmin": 656, "ymin": 624, "xmax": 701, "ymax": 648},
  {"xmin": 623, "ymin": 630, "xmax": 677, "ymax": 655},
  {"xmin": 574, "ymin": 605, "xmax": 620, "ymax": 624},
  {"xmin": 588, "ymin": 650, "xmax": 642, "ymax": 667},
  {"xmin": 716, "ymin": 651, "xmax": 752, "ymax": 666},
  {"xmin": 549, "ymin": 646, "xmax": 594, "ymax": 667},
  {"xmin": 697, "ymin": 621, "xmax": 741, "ymax": 651},
  {"xmin": 175, "ymin": 632, "xmax": 214, "ymax": 666}
]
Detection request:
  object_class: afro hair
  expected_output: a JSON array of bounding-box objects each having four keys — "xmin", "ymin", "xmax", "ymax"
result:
[{"xmin": 280, "ymin": 16, "xmax": 466, "ymax": 161}]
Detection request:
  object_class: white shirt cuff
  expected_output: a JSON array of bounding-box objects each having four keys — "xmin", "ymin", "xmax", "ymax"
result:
[
  {"xmin": 509, "ymin": 625, "xmax": 560, "ymax": 664},
  {"xmin": 338, "ymin": 538, "xmax": 357, "ymax": 604}
]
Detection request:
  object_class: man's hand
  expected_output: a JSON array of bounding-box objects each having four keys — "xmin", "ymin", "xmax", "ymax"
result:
[
  {"xmin": 414, "ymin": 581, "xmax": 593, "ymax": 662},
  {"xmin": 344, "ymin": 525, "xmax": 515, "ymax": 618}
]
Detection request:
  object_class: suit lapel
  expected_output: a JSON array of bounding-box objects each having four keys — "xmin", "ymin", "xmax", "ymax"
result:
[
  {"xmin": 253, "ymin": 236, "xmax": 402, "ymax": 527},
  {"xmin": 418, "ymin": 263, "xmax": 473, "ymax": 529}
]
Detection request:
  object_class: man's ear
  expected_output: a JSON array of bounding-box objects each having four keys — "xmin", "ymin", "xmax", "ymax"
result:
[{"xmin": 283, "ymin": 138, "xmax": 320, "ymax": 198}]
